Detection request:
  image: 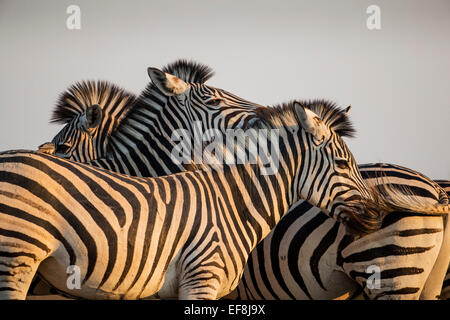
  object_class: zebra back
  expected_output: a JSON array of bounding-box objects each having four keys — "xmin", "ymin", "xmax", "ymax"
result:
[
  {"xmin": 230, "ymin": 166, "xmax": 448, "ymax": 300},
  {"xmin": 434, "ymin": 180, "xmax": 450, "ymax": 299}
]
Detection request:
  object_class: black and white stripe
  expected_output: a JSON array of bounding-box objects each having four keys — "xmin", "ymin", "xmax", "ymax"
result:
[
  {"xmin": 229, "ymin": 164, "xmax": 449, "ymax": 300},
  {"xmin": 0, "ymin": 99, "xmax": 373, "ymax": 299},
  {"xmin": 435, "ymin": 180, "xmax": 450, "ymax": 299},
  {"xmin": 50, "ymin": 60, "xmax": 385, "ymax": 231},
  {"xmin": 43, "ymin": 60, "xmax": 448, "ymax": 299}
]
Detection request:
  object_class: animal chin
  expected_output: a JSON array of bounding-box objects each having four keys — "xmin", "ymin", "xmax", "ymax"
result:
[
  {"xmin": 54, "ymin": 152, "xmax": 70, "ymax": 159},
  {"xmin": 334, "ymin": 201, "xmax": 384, "ymax": 235}
]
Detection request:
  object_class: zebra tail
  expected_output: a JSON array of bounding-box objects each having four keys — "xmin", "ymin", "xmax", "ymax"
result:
[
  {"xmin": 378, "ymin": 183, "xmax": 449, "ymax": 215},
  {"xmin": 365, "ymin": 171, "xmax": 449, "ymax": 216}
]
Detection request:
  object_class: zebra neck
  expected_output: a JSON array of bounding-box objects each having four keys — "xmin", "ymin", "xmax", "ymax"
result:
[
  {"xmin": 228, "ymin": 160, "xmax": 299, "ymax": 233},
  {"xmin": 105, "ymin": 92, "xmax": 195, "ymax": 177}
]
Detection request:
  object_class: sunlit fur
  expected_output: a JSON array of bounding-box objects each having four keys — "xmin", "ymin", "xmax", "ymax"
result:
[
  {"xmin": 49, "ymin": 60, "xmax": 377, "ymax": 234},
  {"xmin": 44, "ymin": 60, "xmax": 448, "ymax": 299},
  {"xmin": 436, "ymin": 180, "xmax": 450, "ymax": 299},
  {"xmin": 227, "ymin": 164, "xmax": 449, "ymax": 300},
  {"xmin": 0, "ymin": 110, "xmax": 378, "ymax": 300},
  {"xmin": 255, "ymin": 100, "xmax": 356, "ymax": 138},
  {"xmin": 50, "ymin": 60, "xmax": 262, "ymax": 178},
  {"xmin": 51, "ymin": 81, "xmax": 136, "ymax": 163}
]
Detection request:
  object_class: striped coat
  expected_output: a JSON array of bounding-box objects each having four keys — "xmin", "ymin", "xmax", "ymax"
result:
[
  {"xmin": 0, "ymin": 100, "xmax": 379, "ymax": 299},
  {"xmin": 229, "ymin": 164, "xmax": 449, "ymax": 299}
]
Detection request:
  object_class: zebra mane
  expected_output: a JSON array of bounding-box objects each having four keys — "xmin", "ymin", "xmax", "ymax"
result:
[
  {"xmin": 51, "ymin": 59, "xmax": 212, "ymax": 125},
  {"xmin": 112, "ymin": 60, "xmax": 215, "ymax": 140},
  {"xmin": 50, "ymin": 80, "xmax": 136, "ymax": 125},
  {"xmin": 254, "ymin": 100, "xmax": 356, "ymax": 138},
  {"xmin": 161, "ymin": 59, "xmax": 215, "ymax": 83}
]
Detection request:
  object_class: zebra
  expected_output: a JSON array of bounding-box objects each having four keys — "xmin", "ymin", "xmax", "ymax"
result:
[
  {"xmin": 435, "ymin": 180, "xmax": 450, "ymax": 299},
  {"xmin": 51, "ymin": 60, "xmax": 261, "ymax": 177},
  {"xmin": 0, "ymin": 99, "xmax": 381, "ymax": 299},
  {"xmin": 49, "ymin": 60, "xmax": 444, "ymax": 228},
  {"xmin": 227, "ymin": 164, "xmax": 450, "ymax": 300},
  {"xmin": 47, "ymin": 80, "xmax": 137, "ymax": 164},
  {"xmin": 37, "ymin": 60, "xmax": 448, "ymax": 299}
]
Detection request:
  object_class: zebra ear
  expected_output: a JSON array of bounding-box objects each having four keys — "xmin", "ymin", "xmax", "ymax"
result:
[
  {"xmin": 344, "ymin": 105, "xmax": 351, "ymax": 116},
  {"xmin": 294, "ymin": 101, "xmax": 317, "ymax": 135},
  {"xmin": 294, "ymin": 101, "xmax": 330, "ymax": 141},
  {"xmin": 80, "ymin": 104, "xmax": 102, "ymax": 130},
  {"xmin": 147, "ymin": 67, "xmax": 189, "ymax": 96}
]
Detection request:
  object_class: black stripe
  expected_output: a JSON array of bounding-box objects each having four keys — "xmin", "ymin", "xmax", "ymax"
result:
[
  {"xmin": 395, "ymin": 228, "xmax": 442, "ymax": 237},
  {"xmin": 254, "ymin": 236, "xmax": 278, "ymax": 299},
  {"xmin": 381, "ymin": 211, "xmax": 435, "ymax": 228},
  {"xmin": 374, "ymin": 287, "xmax": 420, "ymax": 299},
  {"xmin": 0, "ymin": 251, "xmax": 37, "ymax": 260},
  {"xmin": 18, "ymin": 155, "xmax": 119, "ymax": 287},
  {"xmin": 0, "ymin": 156, "xmax": 97, "ymax": 282},
  {"xmin": 344, "ymin": 245, "xmax": 433, "ymax": 264},
  {"xmin": 288, "ymin": 212, "xmax": 328, "ymax": 299},
  {"xmin": 269, "ymin": 201, "xmax": 314, "ymax": 300},
  {"xmin": 443, "ymin": 278, "xmax": 450, "ymax": 288},
  {"xmin": 139, "ymin": 176, "xmax": 183, "ymax": 296},
  {"xmin": 0, "ymin": 228, "xmax": 50, "ymax": 253},
  {"xmin": 126, "ymin": 181, "xmax": 157, "ymax": 293},
  {"xmin": 310, "ymin": 221, "xmax": 340, "ymax": 290},
  {"xmin": 349, "ymin": 267, "xmax": 424, "ymax": 280},
  {"xmin": 0, "ymin": 202, "xmax": 76, "ymax": 266}
]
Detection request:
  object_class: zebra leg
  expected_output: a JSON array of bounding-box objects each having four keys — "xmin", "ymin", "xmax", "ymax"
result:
[
  {"xmin": 0, "ymin": 246, "xmax": 43, "ymax": 300},
  {"xmin": 27, "ymin": 274, "xmax": 58, "ymax": 296},
  {"xmin": 177, "ymin": 252, "xmax": 227, "ymax": 300},
  {"xmin": 420, "ymin": 215, "xmax": 450, "ymax": 299},
  {"xmin": 178, "ymin": 275, "xmax": 223, "ymax": 300},
  {"xmin": 442, "ymin": 265, "xmax": 450, "ymax": 299}
]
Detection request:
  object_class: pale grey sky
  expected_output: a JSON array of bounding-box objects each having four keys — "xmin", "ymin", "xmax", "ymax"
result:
[{"xmin": 0, "ymin": 0, "xmax": 449, "ymax": 178}]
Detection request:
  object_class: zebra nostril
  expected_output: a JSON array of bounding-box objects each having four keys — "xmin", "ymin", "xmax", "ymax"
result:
[
  {"xmin": 54, "ymin": 152, "xmax": 70, "ymax": 159},
  {"xmin": 344, "ymin": 194, "xmax": 363, "ymax": 203}
]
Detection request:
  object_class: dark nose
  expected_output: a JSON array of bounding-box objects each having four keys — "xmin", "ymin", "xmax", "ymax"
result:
[{"xmin": 345, "ymin": 194, "xmax": 363, "ymax": 202}]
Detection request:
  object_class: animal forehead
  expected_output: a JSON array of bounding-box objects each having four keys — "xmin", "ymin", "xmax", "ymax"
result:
[
  {"xmin": 305, "ymin": 109, "xmax": 329, "ymax": 129},
  {"xmin": 193, "ymin": 85, "xmax": 230, "ymax": 96},
  {"xmin": 207, "ymin": 87, "xmax": 256, "ymax": 104},
  {"xmin": 167, "ymin": 73, "xmax": 181, "ymax": 83},
  {"xmin": 313, "ymin": 116, "xmax": 323, "ymax": 126},
  {"xmin": 304, "ymin": 108, "xmax": 320, "ymax": 120}
]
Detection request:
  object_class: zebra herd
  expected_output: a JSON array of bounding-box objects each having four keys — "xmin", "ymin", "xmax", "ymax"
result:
[{"xmin": 0, "ymin": 60, "xmax": 448, "ymax": 300}]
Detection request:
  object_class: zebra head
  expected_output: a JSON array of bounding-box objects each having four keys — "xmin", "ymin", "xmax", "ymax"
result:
[
  {"xmin": 48, "ymin": 60, "xmax": 264, "ymax": 170},
  {"xmin": 256, "ymin": 100, "xmax": 380, "ymax": 234},
  {"xmin": 50, "ymin": 81, "xmax": 136, "ymax": 162},
  {"xmin": 146, "ymin": 60, "xmax": 262, "ymax": 133}
]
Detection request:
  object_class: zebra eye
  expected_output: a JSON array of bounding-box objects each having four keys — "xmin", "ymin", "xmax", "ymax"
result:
[
  {"xmin": 207, "ymin": 98, "xmax": 222, "ymax": 107},
  {"xmin": 56, "ymin": 143, "xmax": 71, "ymax": 154},
  {"xmin": 335, "ymin": 159, "xmax": 350, "ymax": 170},
  {"xmin": 313, "ymin": 136, "xmax": 325, "ymax": 145}
]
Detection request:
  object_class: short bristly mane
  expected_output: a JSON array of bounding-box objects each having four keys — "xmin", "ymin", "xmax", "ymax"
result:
[
  {"xmin": 162, "ymin": 59, "xmax": 215, "ymax": 83},
  {"xmin": 254, "ymin": 99, "xmax": 356, "ymax": 137},
  {"xmin": 113, "ymin": 59, "xmax": 216, "ymax": 137},
  {"xmin": 136, "ymin": 59, "xmax": 215, "ymax": 109},
  {"xmin": 253, "ymin": 100, "xmax": 448, "ymax": 233},
  {"xmin": 50, "ymin": 80, "xmax": 136, "ymax": 125}
]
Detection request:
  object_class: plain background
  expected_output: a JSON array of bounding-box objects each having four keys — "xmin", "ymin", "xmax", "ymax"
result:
[{"xmin": 0, "ymin": 0, "xmax": 448, "ymax": 179}]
